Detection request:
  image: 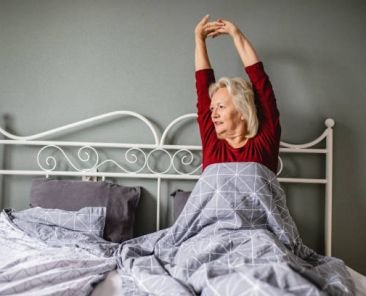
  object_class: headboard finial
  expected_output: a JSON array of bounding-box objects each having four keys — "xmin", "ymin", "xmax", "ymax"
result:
[{"xmin": 325, "ymin": 118, "xmax": 335, "ymax": 128}]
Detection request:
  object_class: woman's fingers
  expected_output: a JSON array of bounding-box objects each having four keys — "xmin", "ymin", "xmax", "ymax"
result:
[
  {"xmin": 207, "ymin": 31, "xmax": 221, "ymax": 38},
  {"xmin": 195, "ymin": 15, "xmax": 210, "ymax": 31},
  {"xmin": 203, "ymin": 22, "xmax": 224, "ymax": 34},
  {"xmin": 200, "ymin": 14, "xmax": 210, "ymax": 25},
  {"xmin": 203, "ymin": 21, "xmax": 223, "ymax": 29},
  {"xmin": 215, "ymin": 19, "xmax": 241, "ymax": 37},
  {"xmin": 205, "ymin": 29, "xmax": 223, "ymax": 38},
  {"xmin": 196, "ymin": 16, "xmax": 227, "ymax": 39},
  {"xmin": 195, "ymin": 15, "xmax": 211, "ymax": 39},
  {"xmin": 207, "ymin": 27, "xmax": 228, "ymax": 37}
]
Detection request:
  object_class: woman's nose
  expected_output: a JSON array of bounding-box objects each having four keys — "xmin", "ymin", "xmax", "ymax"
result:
[{"xmin": 211, "ymin": 109, "xmax": 219, "ymax": 118}]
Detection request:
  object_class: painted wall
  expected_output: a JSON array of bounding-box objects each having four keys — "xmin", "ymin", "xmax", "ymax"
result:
[{"xmin": 1, "ymin": 0, "xmax": 365, "ymax": 273}]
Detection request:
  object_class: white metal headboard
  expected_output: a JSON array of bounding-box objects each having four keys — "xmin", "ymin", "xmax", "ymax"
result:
[{"xmin": 0, "ymin": 111, "xmax": 334, "ymax": 256}]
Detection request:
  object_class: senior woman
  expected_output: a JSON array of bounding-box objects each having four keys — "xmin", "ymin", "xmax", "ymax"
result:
[{"xmin": 195, "ymin": 15, "xmax": 281, "ymax": 174}]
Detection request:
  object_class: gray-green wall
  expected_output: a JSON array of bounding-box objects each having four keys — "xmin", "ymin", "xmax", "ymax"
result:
[{"xmin": 1, "ymin": 0, "xmax": 365, "ymax": 273}]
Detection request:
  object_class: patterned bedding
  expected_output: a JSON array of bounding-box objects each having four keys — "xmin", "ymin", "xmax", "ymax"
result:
[
  {"xmin": 116, "ymin": 162, "xmax": 355, "ymax": 295},
  {"xmin": 0, "ymin": 207, "xmax": 118, "ymax": 295},
  {"xmin": 0, "ymin": 162, "xmax": 355, "ymax": 295}
]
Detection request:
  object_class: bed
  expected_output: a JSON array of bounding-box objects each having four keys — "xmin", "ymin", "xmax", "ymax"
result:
[{"xmin": 0, "ymin": 111, "xmax": 365, "ymax": 295}]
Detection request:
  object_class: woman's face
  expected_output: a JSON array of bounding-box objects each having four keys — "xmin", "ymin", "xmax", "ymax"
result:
[{"xmin": 210, "ymin": 87, "xmax": 245, "ymax": 139}]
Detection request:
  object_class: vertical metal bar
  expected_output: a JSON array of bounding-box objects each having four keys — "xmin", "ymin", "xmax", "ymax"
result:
[
  {"xmin": 156, "ymin": 177, "xmax": 161, "ymax": 231},
  {"xmin": 325, "ymin": 119, "xmax": 335, "ymax": 256},
  {"xmin": 0, "ymin": 115, "xmax": 6, "ymax": 210}
]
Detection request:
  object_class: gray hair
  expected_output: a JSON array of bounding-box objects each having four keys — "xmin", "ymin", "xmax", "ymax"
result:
[{"xmin": 209, "ymin": 77, "xmax": 259, "ymax": 138}]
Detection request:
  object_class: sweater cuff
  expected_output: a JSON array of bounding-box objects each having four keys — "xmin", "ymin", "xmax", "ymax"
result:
[{"xmin": 245, "ymin": 61, "xmax": 266, "ymax": 82}]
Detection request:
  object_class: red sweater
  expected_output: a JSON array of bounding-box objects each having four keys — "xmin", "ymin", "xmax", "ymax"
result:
[{"xmin": 196, "ymin": 62, "xmax": 281, "ymax": 173}]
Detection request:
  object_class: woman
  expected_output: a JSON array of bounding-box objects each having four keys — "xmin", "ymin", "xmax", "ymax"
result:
[
  {"xmin": 114, "ymin": 17, "xmax": 354, "ymax": 295},
  {"xmin": 195, "ymin": 15, "xmax": 281, "ymax": 174}
]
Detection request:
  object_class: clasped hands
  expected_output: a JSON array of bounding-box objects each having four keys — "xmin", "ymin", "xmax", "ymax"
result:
[{"xmin": 195, "ymin": 14, "xmax": 243, "ymax": 41}]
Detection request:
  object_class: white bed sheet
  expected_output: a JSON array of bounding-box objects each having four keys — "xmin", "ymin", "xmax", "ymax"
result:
[
  {"xmin": 91, "ymin": 267, "xmax": 366, "ymax": 296},
  {"xmin": 92, "ymin": 270, "xmax": 122, "ymax": 296},
  {"xmin": 347, "ymin": 267, "xmax": 366, "ymax": 296}
]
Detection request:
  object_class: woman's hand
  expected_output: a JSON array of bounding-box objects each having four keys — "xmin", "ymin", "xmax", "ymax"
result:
[
  {"xmin": 208, "ymin": 19, "xmax": 244, "ymax": 40},
  {"xmin": 195, "ymin": 15, "xmax": 224, "ymax": 41},
  {"xmin": 208, "ymin": 18, "xmax": 259, "ymax": 67}
]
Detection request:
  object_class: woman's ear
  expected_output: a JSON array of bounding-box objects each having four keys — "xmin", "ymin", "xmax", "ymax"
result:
[{"xmin": 240, "ymin": 115, "xmax": 245, "ymax": 120}]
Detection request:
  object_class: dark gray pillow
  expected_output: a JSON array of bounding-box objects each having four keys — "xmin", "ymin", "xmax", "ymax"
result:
[
  {"xmin": 29, "ymin": 178, "xmax": 141, "ymax": 243},
  {"xmin": 170, "ymin": 190, "xmax": 191, "ymax": 221}
]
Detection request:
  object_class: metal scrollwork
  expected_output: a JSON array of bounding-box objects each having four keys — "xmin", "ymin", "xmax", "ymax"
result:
[
  {"xmin": 277, "ymin": 156, "xmax": 283, "ymax": 176},
  {"xmin": 37, "ymin": 145, "xmax": 99, "ymax": 172},
  {"xmin": 171, "ymin": 149, "xmax": 201, "ymax": 175}
]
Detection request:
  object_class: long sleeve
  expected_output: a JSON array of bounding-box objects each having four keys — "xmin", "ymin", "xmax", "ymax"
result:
[
  {"xmin": 245, "ymin": 62, "xmax": 281, "ymax": 144},
  {"xmin": 195, "ymin": 69, "xmax": 216, "ymax": 148}
]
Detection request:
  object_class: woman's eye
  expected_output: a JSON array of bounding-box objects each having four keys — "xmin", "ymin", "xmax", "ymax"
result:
[{"xmin": 219, "ymin": 105, "xmax": 224, "ymax": 109}]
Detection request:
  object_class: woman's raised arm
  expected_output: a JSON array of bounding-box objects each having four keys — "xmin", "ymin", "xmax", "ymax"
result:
[
  {"xmin": 211, "ymin": 19, "xmax": 259, "ymax": 67},
  {"xmin": 194, "ymin": 15, "xmax": 223, "ymax": 70},
  {"xmin": 210, "ymin": 19, "xmax": 280, "ymax": 143}
]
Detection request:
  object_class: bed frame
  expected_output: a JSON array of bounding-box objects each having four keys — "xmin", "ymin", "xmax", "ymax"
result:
[{"xmin": 0, "ymin": 111, "xmax": 335, "ymax": 256}]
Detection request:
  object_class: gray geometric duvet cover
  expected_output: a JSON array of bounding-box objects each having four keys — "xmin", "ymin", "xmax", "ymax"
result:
[
  {"xmin": 117, "ymin": 162, "xmax": 354, "ymax": 295},
  {"xmin": 0, "ymin": 207, "xmax": 118, "ymax": 295}
]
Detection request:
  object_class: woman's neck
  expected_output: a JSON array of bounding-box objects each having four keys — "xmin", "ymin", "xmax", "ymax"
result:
[{"xmin": 224, "ymin": 135, "xmax": 248, "ymax": 148}]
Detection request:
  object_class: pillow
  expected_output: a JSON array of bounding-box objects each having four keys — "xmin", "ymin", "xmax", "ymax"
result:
[
  {"xmin": 170, "ymin": 190, "xmax": 191, "ymax": 221},
  {"xmin": 29, "ymin": 178, "xmax": 141, "ymax": 243},
  {"xmin": 12, "ymin": 207, "xmax": 107, "ymax": 238}
]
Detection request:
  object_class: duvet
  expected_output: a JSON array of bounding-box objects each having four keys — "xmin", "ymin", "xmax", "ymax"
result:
[
  {"xmin": 117, "ymin": 162, "xmax": 354, "ymax": 295},
  {"xmin": 0, "ymin": 207, "xmax": 118, "ymax": 295}
]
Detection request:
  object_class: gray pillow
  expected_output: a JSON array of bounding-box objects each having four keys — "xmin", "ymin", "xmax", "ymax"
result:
[
  {"xmin": 170, "ymin": 190, "xmax": 191, "ymax": 221},
  {"xmin": 29, "ymin": 178, "xmax": 141, "ymax": 243}
]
